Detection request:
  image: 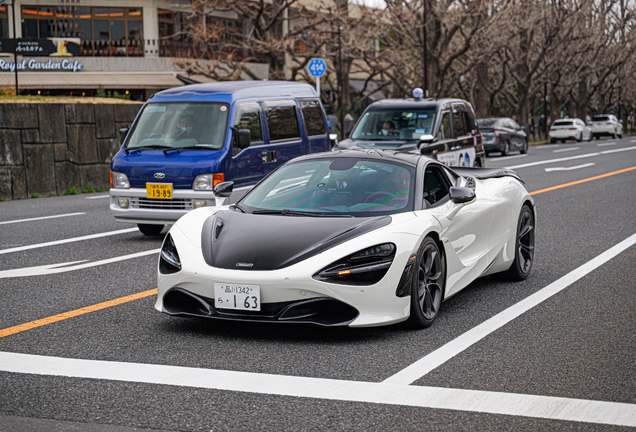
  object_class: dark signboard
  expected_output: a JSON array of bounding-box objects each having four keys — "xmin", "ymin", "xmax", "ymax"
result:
[{"xmin": 0, "ymin": 38, "xmax": 81, "ymax": 56}]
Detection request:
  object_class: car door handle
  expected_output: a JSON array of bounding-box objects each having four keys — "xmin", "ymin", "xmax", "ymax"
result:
[{"xmin": 261, "ymin": 150, "xmax": 277, "ymax": 164}]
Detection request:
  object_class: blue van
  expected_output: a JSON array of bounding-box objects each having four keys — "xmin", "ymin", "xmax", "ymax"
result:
[{"xmin": 110, "ymin": 81, "xmax": 332, "ymax": 235}]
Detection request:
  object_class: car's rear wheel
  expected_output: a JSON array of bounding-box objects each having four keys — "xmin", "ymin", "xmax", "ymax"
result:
[
  {"xmin": 577, "ymin": 132, "xmax": 582, "ymax": 142},
  {"xmin": 138, "ymin": 224, "xmax": 164, "ymax": 236},
  {"xmin": 521, "ymin": 140, "xmax": 528, "ymax": 154},
  {"xmin": 500, "ymin": 204, "xmax": 535, "ymax": 281},
  {"xmin": 502, "ymin": 141, "xmax": 510, "ymax": 156},
  {"xmin": 407, "ymin": 237, "xmax": 445, "ymax": 328}
]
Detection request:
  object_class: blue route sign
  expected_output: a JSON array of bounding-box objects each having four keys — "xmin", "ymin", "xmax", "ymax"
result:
[{"xmin": 307, "ymin": 58, "xmax": 327, "ymax": 77}]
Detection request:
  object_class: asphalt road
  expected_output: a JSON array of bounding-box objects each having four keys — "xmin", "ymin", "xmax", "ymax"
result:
[{"xmin": 1, "ymin": 137, "xmax": 635, "ymax": 431}]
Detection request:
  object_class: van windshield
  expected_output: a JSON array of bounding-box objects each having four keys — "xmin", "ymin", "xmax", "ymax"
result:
[
  {"xmin": 350, "ymin": 109, "xmax": 436, "ymax": 141},
  {"xmin": 126, "ymin": 102, "xmax": 229, "ymax": 150}
]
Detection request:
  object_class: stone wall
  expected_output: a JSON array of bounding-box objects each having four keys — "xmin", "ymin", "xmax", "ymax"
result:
[{"xmin": 0, "ymin": 103, "xmax": 142, "ymax": 200}]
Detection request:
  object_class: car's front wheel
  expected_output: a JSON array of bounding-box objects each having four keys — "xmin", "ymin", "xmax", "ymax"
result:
[
  {"xmin": 407, "ymin": 237, "xmax": 446, "ymax": 328},
  {"xmin": 521, "ymin": 140, "xmax": 528, "ymax": 154},
  {"xmin": 500, "ymin": 204, "xmax": 535, "ymax": 281},
  {"xmin": 138, "ymin": 224, "xmax": 164, "ymax": 236}
]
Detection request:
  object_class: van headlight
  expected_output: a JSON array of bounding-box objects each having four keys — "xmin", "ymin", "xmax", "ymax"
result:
[
  {"xmin": 111, "ymin": 171, "xmax": 130, "ymax": 189},
  {"xmin": 193, "ymin": 173, "xmax": 225, "ymax": 191},
  {"xmin": 313, "ymin": 243, "xmax": 396, "ymax": 285}
]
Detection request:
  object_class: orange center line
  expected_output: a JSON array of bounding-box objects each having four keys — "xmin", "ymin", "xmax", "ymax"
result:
[
  {"xmin": 530, "ymin": 165, "xmax": 636, "ymax": 195},
  {"xmin": 0, "ymin": 289, "xmax": 157, "ymax": 338},
  {"xmin": 1, "ymin": 165, "xmax": 634, "ymax": 338}
]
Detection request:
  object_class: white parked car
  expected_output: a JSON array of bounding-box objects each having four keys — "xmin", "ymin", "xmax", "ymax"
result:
[
  {"xmin": 549, "ymin": 118, "xmax": 592, "ymax": 143},
  {"xmin": 589, "ymin": 114, "xmax": 623, "ymax": 139},
  {"xmin": 155, "ymin": 150, "xmax": 536, "ymax": 329}
]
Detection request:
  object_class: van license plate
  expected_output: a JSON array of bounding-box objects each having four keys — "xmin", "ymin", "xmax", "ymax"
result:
[
  {"xmin": 214, "ymin": 284, "xmax": 261, "ymax": 311},
  {"xmin": 146, "ymin": 183, "xmax": 173, "ymax": 199}
]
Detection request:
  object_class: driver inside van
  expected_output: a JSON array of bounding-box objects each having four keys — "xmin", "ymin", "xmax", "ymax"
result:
[{"xmin": 176, "ymin": 115, "xmax": 197, "ymax": 140}]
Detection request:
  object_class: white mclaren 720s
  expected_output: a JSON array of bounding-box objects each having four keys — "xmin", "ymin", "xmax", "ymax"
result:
[{"xmin": 155, "ymin": 149, "xmax": 535, "ymax": 329}]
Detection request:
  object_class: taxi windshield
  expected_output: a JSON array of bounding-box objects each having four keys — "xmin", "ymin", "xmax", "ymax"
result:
[
  {"xmin": 350, "ymin": 109, "xmax": 436, "ymax": 141},
  {"xmin": 126, "ymin": 102, "xmax": 229, "ymax": 150}
]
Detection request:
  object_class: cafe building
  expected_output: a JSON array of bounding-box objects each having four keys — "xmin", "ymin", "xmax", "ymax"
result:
[{"xmin": 0, "ymin": 0, "xmax": 269, "ymax": 100}]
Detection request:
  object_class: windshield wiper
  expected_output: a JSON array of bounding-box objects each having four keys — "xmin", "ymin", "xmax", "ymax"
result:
[
  {"xmin": 231, "ymin": 203, "xmax": 248, "ymax": 213},
  {"xmin": 252, "ymin": 209, "xmax": 353, "ymax": 217},
  {"xmin": 127, "ymin": 144, "xmax": 173, "ymax": 152}
]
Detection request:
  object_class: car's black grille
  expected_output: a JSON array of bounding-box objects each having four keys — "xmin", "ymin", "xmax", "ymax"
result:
[{"xmin": 131, "ymin": 198, "xmax": 193, "ymax": 210}]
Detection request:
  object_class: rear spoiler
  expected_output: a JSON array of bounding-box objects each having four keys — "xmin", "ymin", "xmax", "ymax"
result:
[{"xmin": 451, "ymin": 167, "xmax": 524, "ymax": 184}]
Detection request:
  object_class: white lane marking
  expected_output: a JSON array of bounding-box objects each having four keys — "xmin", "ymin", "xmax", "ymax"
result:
[
  {"xmin": 489, "ymin": 154, "xmax": 528, "ymax": 162},
  {"xmin": 85, "ymin": 195, "xmax": 109, "ymax": 200},
  {"xmin": 630, "ymin": 139, "xmax": 636, "ymax": 143},
  {"xmin": 0, "ymin": 212, "xmax": 85, "ymax": 225},
  {"xmin": 0, "ymin": 228, "xmax": 138, "ymax": 255},
  {"xmin": 0, "ymin": 249, "xmax": 159, "ymax": 278},
  {"xmin": 598, "ymin": 142, "xmax": 616, "ymax": 147},
  {"xmin": 507, "ymin": 145, "xmax": 636, "ymax": 169},
  {"xmin": 544, "ymin": 163, "xmax": 595, "ymax": 172},
  {"xmin": 383, "ymin": 233, "xmax": 636, "ymax": 385},
  {"xmin": 0, "ymin": 352, "xmax": 635, "ymax": 427},
  {"xmin": 537, "ymin": 144, "xmax": 560, "ymax": 149},
  {"xmin": 553, "ymin": 147, "xmax": 580, "ymax": 153}
]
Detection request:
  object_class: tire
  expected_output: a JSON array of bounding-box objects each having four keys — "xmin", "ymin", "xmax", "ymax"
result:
[
  {"xmin": 502, "ymin": 141, "xmax": 510, "ymax": 156},
  {"xmin": 612, "ymin": 130, "xmax": 617, "ymax": 139},
  {"xmin": 407, "ymin": 237, "xmax": 446, "ymax": 329},
  {"xmin": 577, "ymin": 132, "xmax": 582, "ymax": 142},
  {"xmin": 138, "ymin": 224, "xmax": 164, "ymax": 236},
  {"xmin": 587, "ymin": 132, "xmax": 592, "ymax": 141},
  {"xmin": 500, "ymin": 204, "xmax": 535, "ymax": 281},
  {"xmin": 550, "ymin": 138, "xmax": 556, "ymax": 143},
  {"xmin": 520, "ymin": 140, "xmax": 528, "ymax": 154}
]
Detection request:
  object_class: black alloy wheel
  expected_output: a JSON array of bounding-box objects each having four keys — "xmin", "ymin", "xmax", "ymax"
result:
[
  {"xmin": 501, "ymin": 204, "xmax": 535, "ymax": 281},
  {"xmin": 138, "ymin": 223, "xmax": 165, "ymax": 236},
  {"xmin": 407, "ymin": 237, "xmax": 446, "ymax": 328}
]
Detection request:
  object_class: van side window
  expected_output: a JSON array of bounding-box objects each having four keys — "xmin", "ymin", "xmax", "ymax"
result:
[
  {"xmin": 265, "ymin": 100, "xmax": 300, "ymax": 141},
  {"xmin": 300, "ymin": 99, "xmax": 326, "ymax": 137},
  {"xmin": 438, "ymin": 112, "xmax": 451, "ymax": 140},
  {"xmin": 452, "ymin": 111, "xmax": 467, "ymax": 137},
  {"xmin": 233, "ymin": 102, "xmax": 263, "ymax": 156}
]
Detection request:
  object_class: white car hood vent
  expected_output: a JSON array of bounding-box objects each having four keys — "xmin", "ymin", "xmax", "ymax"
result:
[{"xmin": 200, "ymin": 210, "xmax": 391, "ymax": 271}]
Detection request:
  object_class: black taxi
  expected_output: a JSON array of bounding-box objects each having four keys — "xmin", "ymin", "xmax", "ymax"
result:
[{"xmin": 334, "ymin": 89, "xmax": 486, "ymax": 167}]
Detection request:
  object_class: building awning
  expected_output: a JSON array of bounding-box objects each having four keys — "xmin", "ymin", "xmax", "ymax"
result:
[{"xmin": 0, "ymin": 71, "xmax": 199, "ymax": 89}]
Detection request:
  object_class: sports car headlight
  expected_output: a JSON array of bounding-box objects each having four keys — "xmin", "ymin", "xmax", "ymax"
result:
[
  {"xmin": 159, "ymin": 234, "xmax": 181, "ymax": 274},
  {"xmin": 313, "ymin": 243, "xmax": 396, "ymax": 286}
]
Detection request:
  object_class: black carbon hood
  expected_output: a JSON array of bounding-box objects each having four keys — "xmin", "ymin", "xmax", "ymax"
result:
[{"xmin": 201, "ymin": 210, "xmax": 391, "ymax": 270}]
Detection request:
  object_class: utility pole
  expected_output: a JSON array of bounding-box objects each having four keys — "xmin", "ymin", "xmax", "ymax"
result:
[{"xmin": 422, "ymin": 0, "xmax": 428, "ymax": 97}]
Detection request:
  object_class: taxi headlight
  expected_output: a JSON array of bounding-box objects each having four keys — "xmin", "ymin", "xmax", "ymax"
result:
[{"xmin": 313, "ymin": 243, "xmax": 396, "ymax": 286}]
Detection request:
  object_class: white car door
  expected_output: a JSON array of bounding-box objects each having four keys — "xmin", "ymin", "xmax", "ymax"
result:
[{"xmin": 419, "ymin": 164, "xmax": 494, "ymax": 298}]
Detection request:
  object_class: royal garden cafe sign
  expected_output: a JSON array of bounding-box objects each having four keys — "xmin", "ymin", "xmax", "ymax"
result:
[{"xmin": 0, "ymin": 38, "xmax": 83, "ymax": 72}]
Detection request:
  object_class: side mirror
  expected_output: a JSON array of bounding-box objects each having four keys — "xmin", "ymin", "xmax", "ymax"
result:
[
  {"xmin": 449, "ymin": 186, "xmax": 476, "ymax": 204},
  {"xmin": 329, "ymin": 133, "xmax": 339, "ymax": 148},
  {"xmin": 237, "ymin": 129, "xmax": 251, "ymax": 149},
  {"xmin": 213, "ymin": 181, "xmax": 234, "ymax": 198},
  {"xmin": 119, "ymin": 127, "xmax": 129, "ymax": 143},
  {"xmin": 418, "ymin": 134, "xmax": 437, "ymax": 150}
]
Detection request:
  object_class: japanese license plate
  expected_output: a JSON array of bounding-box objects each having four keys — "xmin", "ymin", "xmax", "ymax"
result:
[
  {"xmin": 146, "ymin": 183, "xmax": 172, "ymax": 199},
  {"xmin": 214, "ymin": 283, "xmax": 260, "ymax": 311}
]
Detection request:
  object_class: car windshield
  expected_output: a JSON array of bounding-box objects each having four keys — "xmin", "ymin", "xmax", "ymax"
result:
[
  {"xmin": 592, "ymin": 116, "xmax": 610, "ymax": 122},
  {"xmin": 240, "ymin": 158, "xmax": 415, "ymax": 216},
  {"xmin": 350, "ymin": 109, "xmax": 436, "ymax": 141},
  {"xmin": 126, "ymin": 102, "xmax": 229, "ymax": 150}
]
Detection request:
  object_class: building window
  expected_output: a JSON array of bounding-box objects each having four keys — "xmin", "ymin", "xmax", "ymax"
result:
[
  {"xmin": 21, "ymin": 6, "xmax": 143, "ymax": 56},
  {"xmin": 0, "ymin": 6, "xmax": 8, "ymax": 38}
]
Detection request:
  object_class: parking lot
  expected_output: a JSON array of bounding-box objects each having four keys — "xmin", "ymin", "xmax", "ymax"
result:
[{"xmin": 1, "ymin": 138, "xmax": 635, "ymax": 431}]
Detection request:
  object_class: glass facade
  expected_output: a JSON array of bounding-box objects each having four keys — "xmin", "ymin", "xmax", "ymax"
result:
[
  {"xmin": 0, "ymin": 6, "xmax": 8, "ymax": 39},
  {"xmin": 21, "ymin": 6, "xmax": 143, "ymax": 56}
]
